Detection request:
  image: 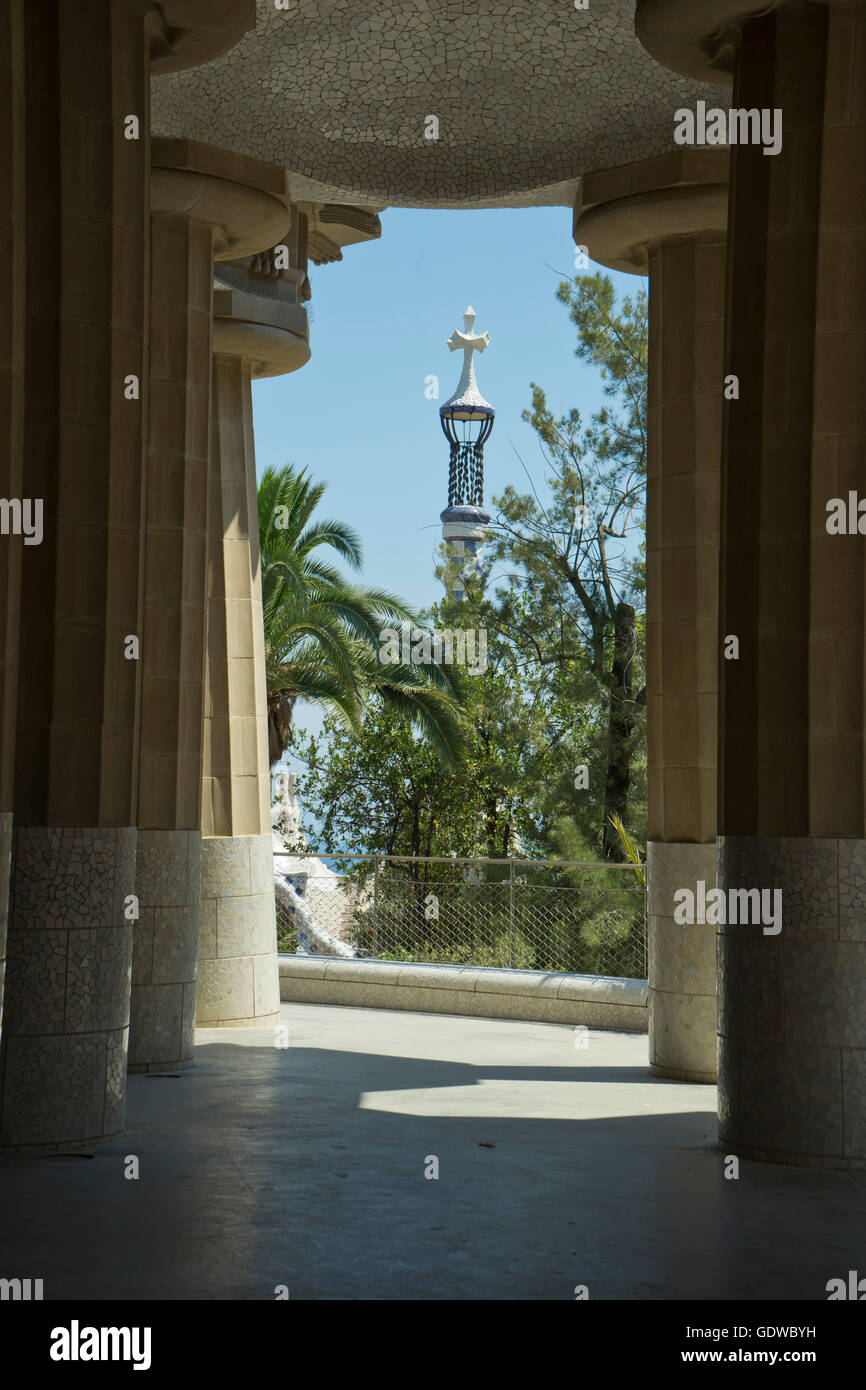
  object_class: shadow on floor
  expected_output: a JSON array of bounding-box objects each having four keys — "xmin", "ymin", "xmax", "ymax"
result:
[{"xmin": 0, "ymin": 1007, "xmax": 863, "ymax": 1300}]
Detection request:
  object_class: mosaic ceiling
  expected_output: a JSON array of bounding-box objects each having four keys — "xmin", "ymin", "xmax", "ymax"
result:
[{"xmin": 152, "ymin": 0, "xmax": 727, "ymax": 210}]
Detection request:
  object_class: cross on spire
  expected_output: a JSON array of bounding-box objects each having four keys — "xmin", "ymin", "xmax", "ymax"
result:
[{"xmin": 442, "ymin": 305, "xmax": 492, "ymax": 413}]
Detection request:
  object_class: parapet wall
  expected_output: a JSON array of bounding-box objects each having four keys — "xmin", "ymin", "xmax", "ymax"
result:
[{"xmin": 279, "ymin": 956, "xmax": 648, "ymax": 1031}]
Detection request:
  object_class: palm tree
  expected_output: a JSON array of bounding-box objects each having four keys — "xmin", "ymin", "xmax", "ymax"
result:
[{"xmin": 258, "ymin": 464, "xmax": 467, "ymax": 767}]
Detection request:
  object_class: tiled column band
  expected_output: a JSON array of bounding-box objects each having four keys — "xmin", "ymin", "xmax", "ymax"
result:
[
  {"xmin": 718, "ymin": 835, "xmax": 866, "ymax": 1168},
  {"xmin": 197, "ymin": 833, "xmax": 279, "ymax": 1026},
  {"xmin": 647, "ymin": 841, "xmax": 718, "ymax": 1082},
  {"xmin": 129, "ymin": 829, "xmax": 200, "ymax": 1072},
  {"xmin": 0, "ymin": 827, "xmax": 135, "ymax": 1151}
]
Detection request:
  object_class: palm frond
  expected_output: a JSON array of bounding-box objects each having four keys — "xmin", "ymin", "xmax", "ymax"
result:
[{"xmin": 258, "ymin": 462, "xmax": 469, "ymax": 767}]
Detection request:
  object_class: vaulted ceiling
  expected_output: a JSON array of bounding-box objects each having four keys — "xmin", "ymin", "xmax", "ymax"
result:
[{"xmin": 152, "ymin": 0, "xmax": 725, "ymax": 210}]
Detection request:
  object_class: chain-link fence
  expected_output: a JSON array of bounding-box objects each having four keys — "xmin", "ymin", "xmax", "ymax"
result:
[{"xmin": 275, "ymin": 853, "xmax": 646, "ymax": 979}]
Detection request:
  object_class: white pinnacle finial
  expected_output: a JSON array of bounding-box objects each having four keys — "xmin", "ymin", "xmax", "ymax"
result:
[{"xmin": 443, "ymin": 305, "xmax": 492, "ymax": 414}]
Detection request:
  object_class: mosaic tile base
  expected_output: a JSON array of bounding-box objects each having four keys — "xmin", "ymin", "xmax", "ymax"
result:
[
  {"xmin": 0, "ymin": 826, "xmax": 135, "ymax": 1151},
  {"xmin": 719, "ymin": 835, "xmax": 866, "ymax": 1166}
]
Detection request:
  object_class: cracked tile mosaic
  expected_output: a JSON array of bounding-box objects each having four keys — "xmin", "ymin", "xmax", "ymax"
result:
[
  {"xmin": 718, "ymin": 836, "xmax": 866, "ymax": 1163},
  {"xmin": 129, "ymin": 830, "xmax": 201, "ymax": 1070},
  {"xmin": 152, "ymin": 0, "xmax": 728, "ymax": 209},
  {"xmin": 0, "ymin": 828, "xmax": 136, "ymax": 1149}
]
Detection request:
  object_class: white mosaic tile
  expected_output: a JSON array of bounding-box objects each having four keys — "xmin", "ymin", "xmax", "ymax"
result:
[{"xmin": 152, "ymin": 1, "xmax": 728, "ymax": 209}]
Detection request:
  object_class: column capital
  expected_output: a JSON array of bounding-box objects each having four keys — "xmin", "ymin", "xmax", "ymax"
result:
[
  {"xmin": 574, "ymin": 150, "xmax": 729, "ymax": 274},
  {"xmin": 151, "ymin": 138, "xmax": 292, "ymax": 260},
  {"xmin": 298, "ymin": 202, "xmax": 383, "ymax": 265},
  {"xmin": 210, "ymin": 203, "xmax": 381, "ymax": 378},
  {"xmin": 213, "ymin": 256, "xmax": 311, "ymax": 378},
  {"xmin": 212, "ymin": 303, "xmax": 311, "ymax": 379},
  {"xmin": 634, "ymin": 0, "xmax": 864, "ymax": 85},
  {"xmin": 635, "ymin": 0, "xmax": 783, "ymax": 84},
  {"xmin": 148, "ymin": 0, "xmax": 256, "ymax": 75}
]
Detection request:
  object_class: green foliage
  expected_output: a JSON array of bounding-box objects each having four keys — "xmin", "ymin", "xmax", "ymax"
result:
[
  {"xmin": 367, "ymin": 932, "xmax": 538, "ymax": 970},
  {"xmin": 282, "ymin": 272, "xmax": 650, "ymax": 977},
  {"xmin": 290, "ymin": 273, "xmax": 648, "ymax": 867},
  {"xmin": 486, "ymin": 271, "xmax": 648, "ymax": 857},
  {"xmin": 259, "ymin": 463, "xmax": 467, "ymax": 768},
  {"xmin": 293, "ymin": 696, "xmax": 513, "ymax": 860},
  {"xmin": 608, "ymin": 813, "xmax": 646, "ymax": 888},
  {"xmin": 275, "ymin": 914, "xmax": 299, "ymax": 955}
]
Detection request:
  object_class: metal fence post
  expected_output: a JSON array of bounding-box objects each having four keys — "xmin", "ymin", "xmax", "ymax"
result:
[
  {"xmin": 508, "ymin": 858, "xmax": 514, "ymax": 968},
  {"xmin": 372, "ymin": 857, "xmax": 381, "ymax": 959}
]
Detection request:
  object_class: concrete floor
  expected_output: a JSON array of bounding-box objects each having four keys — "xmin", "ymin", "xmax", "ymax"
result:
[{"xmin": 1, "ymin": 1002, "xmax": 865, "ymax": 1300}]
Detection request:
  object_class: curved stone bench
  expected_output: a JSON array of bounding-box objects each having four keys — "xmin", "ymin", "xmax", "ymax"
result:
[{"xmin": 278, "ymin": 955, "xmax": 648, "ymax": 1032}]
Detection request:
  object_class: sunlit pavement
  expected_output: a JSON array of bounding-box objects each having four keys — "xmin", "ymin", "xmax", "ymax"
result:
[{"xmin": 1, "ymin": 1003, "xmax": 863, "ymax": 1300}]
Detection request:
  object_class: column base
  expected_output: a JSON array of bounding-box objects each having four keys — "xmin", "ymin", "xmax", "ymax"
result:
[
  {"xmin": 197, "ymin": 834, "xmax": 279, "ymax": 1027},
  {"xmin": 647, "ymin": 841, "xmax": 718, "ymax": 1083},
  {"xmin": 0, "ymin": 1128, "xmax": 127, "ymax": 1157},
  {"xmin": 0, "ymin": 826, "xmax": 135, "ymax": 1151},
  {"xmin": 716, "ymin": 1141, "xmax": 866, "ymax": 1172},
  {"xmin": 719, "ymin": 835, "xmax": 866, "ymax": 1168},
  {"xmin": 650, "ymin": 1062, "xmax": 717, "ymax": 1084},
  {"xmin": 128, "ymin": 829, "xmax": 201, "ymax": 1074}
]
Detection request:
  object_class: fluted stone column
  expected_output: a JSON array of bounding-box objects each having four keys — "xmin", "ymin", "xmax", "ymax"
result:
[
  {"xmin": 0, "ymin": 0, "xmax": 254, "ymax": 1152},
  {"xmin": 638, "ymin": 0, "xmax": 866, "ymax": 1164},
  {"xmin": 575, "ymin": 150, "xmax": 728, "ymax": 1082},
  {"xmin": 0, "ymin": 0, "xmax": 152, "ymax": 1153},
  {"xmin": 197, "ymin": 262, "xmax": 310, "ymax": 1027},
  {"xmin": 0, "ymin": 0, "xmax": 24, "ymax": 1044},
  {"xmin": 198, "ymin": 358, "xmax": 280, "ymax": 1028},
  {"xmin": 129, "ymin": 141, "xmax": 290, "ymax": 1072}
]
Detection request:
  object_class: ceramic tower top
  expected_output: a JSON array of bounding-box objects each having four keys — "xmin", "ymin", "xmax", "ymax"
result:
[{"xmin": 440, "ymin": 306, "xmax": 494, "ymax": 420}]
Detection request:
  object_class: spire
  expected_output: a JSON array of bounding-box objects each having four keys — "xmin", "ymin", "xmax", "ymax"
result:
[
  {"xmin": 441, "ymin": 306, "xmax": 494, "ymax": 418},
  {"xmin": 438, "ymin": 306, "xmax": 494, "ymax": 599}
]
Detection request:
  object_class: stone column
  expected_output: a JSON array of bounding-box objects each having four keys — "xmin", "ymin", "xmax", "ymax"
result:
[
  {"xmin": 129, "ymin": 140, "xmax": 290, "ymax": 1072},
  {"xmin": 197, "ymin": 254, "xmax": 310, "ymax": 1027},
  {"xmin": 575, "ymin": 150, "xmax": 728, "ymax": 1082},
  {"xmin": 0, "ymin": 0, "xmax": 254, "ymax": 1153},
  {"xmin": 638, "ymin": 0, "xmax": 866, "ymax": 1164},
  {"xmin": 718, "ymin": 0, "xmax": 866, "ymax": 1167},
  {"xmin": 0, "ymin": 0, "xmax": 25, "ymax": 1045}
]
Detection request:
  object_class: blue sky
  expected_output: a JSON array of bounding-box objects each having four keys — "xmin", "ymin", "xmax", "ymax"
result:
[{"xmin": 252, "ymin": 206, "xmax": 644, "ymax": 745}]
